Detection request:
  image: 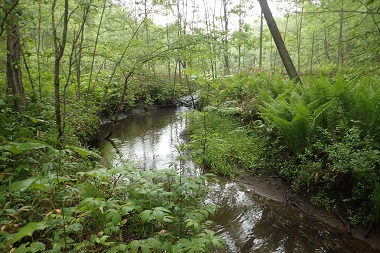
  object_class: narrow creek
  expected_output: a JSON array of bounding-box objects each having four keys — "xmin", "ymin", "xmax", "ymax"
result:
[{"xmin": 95, "ymin": 107, "xmax": 377, "ymax": 253}]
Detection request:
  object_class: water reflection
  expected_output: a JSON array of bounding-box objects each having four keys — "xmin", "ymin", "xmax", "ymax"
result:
[
  {"xmin": 97, "ymin": 107, "xmax": 189, "ymax": 170},
  {"xmin": 208, "ymin": 179, "xmax": 337, "ymax": 253}
]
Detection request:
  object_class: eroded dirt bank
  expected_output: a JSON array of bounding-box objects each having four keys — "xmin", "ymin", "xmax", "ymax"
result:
[{"xmin": 234, "ymin": 171, "xmax": 380, "ymax": 252}]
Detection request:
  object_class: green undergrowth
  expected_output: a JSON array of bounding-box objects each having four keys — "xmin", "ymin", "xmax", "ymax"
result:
[
  {"xmin": 98, "ymin": 74, "xmax": 189, "ymax": 116},
  {"xmin": 188, "ymin": 72, "xmax": 380, "ymax": 227},
  {"xmin": 186, "ymin": 109, "xmax": 266, "ymax": 177},
  {"xmin": 0, "ymin": 96, "xmax": 223, "ymax": 252}
]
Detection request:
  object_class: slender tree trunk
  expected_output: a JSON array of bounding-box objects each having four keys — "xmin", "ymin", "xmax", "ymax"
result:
[
  {"xmin": 102, "ymin": 14, "xmax": 147, "ymax": 109},
  {"xmin": 323, "ymin": 26, "xmax": 330, "ymax": 61},
  {"xmin": 6, "ymin": 23, "xmax": 26, "ymax": 112},
  {"xmin": 270, "ymin": 39, "xmax": 273, "ymax": 70},
  {"xmin": 338, "ymin": 0, "xmax": 345, "ymax": 67},
  {"xmin": 203, "ymin": 0, "xmax": 214, "ymax": 77},
  {"xmin": 258, "ymin": 0, "xmax": 302, "ymax": 84},
  {"xmin": 310, "ymin": 30, "xmax": 315, "ymax": 73},
  {"xmin": 75, "ymin": 2, "xmax": 91, "ymax": 101},
  {"xmin": 259, "ymin": 11, "xmax": 263, "ymax": 68},
  {"xmin": 87, "ymin": 0, "xmax": 106, "ymax": 103},
  {"xmin": 283, "ymin": 0, "xmax": 291, "ymax": 43},
  {"xmin": 212, "ymin": 0, "xmax": 217, "ymax": 77},
  {"xmin": 166, "ymin": 23, "xmax": 171, "ymax": 77},
  {"xmin": 172, "ymin": 60, "xmax": 178, "ymax": 100},
  {"xmin": 237, "ymin": 0, "xmax": 242, "ymax": 71},
  {"xmin": 144, "ymin": 0, "xmax": 155, "ymax": 75},
  {"xmin": 36, "ymin": 0, "xmax": 43, "ymax": 100},
  {"xmin": 52, "ymin": 0, "xmax": 69, "ymax": 142},
  {"xmin": 76, "ymin": 27, "xmax": 84, "ymax": 100},
  {"xmin": 296, "ymin": 2, "xmax": 304, "ymax": 73},
  {"xmin": 222, "ymin": 0, "xmax": 230, "ymax": 75},
  {"xmin": 21, "ymin": 47, "xmax": 36, "ymax": 99},
  {"xmin": 176, "ymin": 0, "xmax": 183, "ymax": 82}
]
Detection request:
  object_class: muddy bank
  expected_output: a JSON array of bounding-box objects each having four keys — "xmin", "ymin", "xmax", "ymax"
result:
[{"xmin": 234, "ymin": 171, "xmax": 380, "ymax": 252}]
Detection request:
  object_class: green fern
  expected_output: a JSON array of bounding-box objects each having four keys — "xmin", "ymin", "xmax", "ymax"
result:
[{"xmin": 260, "ymin": 78, "xmax": 338, "ymax": 154}]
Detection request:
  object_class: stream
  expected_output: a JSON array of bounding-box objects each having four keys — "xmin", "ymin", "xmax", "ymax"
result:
[{"xmin": 95, "ymin": 107, "xmax": 377, "ymax": 253}]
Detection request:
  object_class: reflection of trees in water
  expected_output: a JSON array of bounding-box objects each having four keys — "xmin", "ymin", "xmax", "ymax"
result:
[
  {"xmin": 210, "ymin": 182, "xmax": 342, "ymax": 253},
  {"xmin": 251, "ymin": 207, "xmax": 339, "ymax": 253},
  {"xmin": 106, "ymin": 138, "xmax": 122, "ymax": 159},
  {"xmin": 99, "ymin": 108, "xmax": 189, "ymax": 170}
]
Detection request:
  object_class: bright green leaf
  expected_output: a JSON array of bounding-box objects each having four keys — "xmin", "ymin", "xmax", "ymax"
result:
[
  {"xmin": 14, "ymin": 241, "xmax": 45, "ymax": 253},
  {"xmin": 9, "ymin": 178, "xmax": 37, "ymax": 192},
  {"xmin": 67, "ymin": 145, "xmax": 100, "ymax": 158},
  {"xmin": 112, "ymin": 212, "xmax": 122, "ymax": 225},
  {"xmin": 139, "ymin": 210, "xmax": 152, "ymax": 223},
  {"xmin": 10, "ymin": 222, "xmax": 47, "ymax": 244}
]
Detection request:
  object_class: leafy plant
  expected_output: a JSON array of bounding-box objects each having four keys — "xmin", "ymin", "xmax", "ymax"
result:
[{"xmin": 187, "ymin": 109, "xmax": 265, "ymax": 176}]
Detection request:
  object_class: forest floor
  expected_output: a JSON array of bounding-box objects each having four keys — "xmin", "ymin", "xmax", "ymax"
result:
[{"xmin": 234, "ymin": 171, "xmax": 380, "ymax": 252}]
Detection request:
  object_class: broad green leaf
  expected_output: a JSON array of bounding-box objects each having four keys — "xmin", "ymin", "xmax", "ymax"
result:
[
  {"xmin": 25, "ymin": 115, "xmax": 48, "ymax": 124},
  {"xmin": 121, "ymin": 205, "xmax": 135, "ymax": 214},
  {"xmin": 9, "ymin": 178, "xmax": 37, "ymax": 192},
  {"xmin": 162, "ymin": 216, "xmax": 174, "ymax": 223},
  {"xmin": 106, "ymin": 209, "xmax": 121, "ymax": 225},
  {"xmin": 185, "ymin": 219, "xmax": 194, "ymax": 229},
  {"xmin": 139, "ymin": 210, "xmax": 153, "ymax": 223},
  {"xmin": 95, "ymin": 235, "xmax": 112, "ymax": 246},
  {"xmin": 14, "ymin": 142, "xmax": 50, "ymax": 151},
  {"xmin": 4, "ymin": 142, "xmax": 49, "ymax": 154},
  {"xmin": 14, "ymin": 241, "xmax": 45, "ymax": 253},
  {"xmin": 67, "ymin": 145, "xmax": 100, "ymax": 158},
  {"xmin": 13, "ymin": 129, "xmax": 33, "ymax": 139},
  {"xmin": 29, "ymin": 181, "xmax": 47, "ymax": 192},
  {"xmin": 152, "ymin": 209, "xmax": 165, "ymax": 222},
  {"xmin": 10, "ymin": 222, "xmax": 47, "ymax": 244},
  {"xmin": 112, "ymin": 212, "xmax": 122, "ymax": 226}
]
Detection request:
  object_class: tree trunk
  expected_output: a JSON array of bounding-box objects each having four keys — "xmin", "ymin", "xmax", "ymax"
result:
[
  {"xmin": 310, "ymin": 30, "xmax": 315, "ymax": 73},
  {"xmin": 36, "ymin": 0, "xmax": 43, "ymax": 100},
  {"xmin": 296, "ymin": 1, "xmax": 304, "ymax": 73},
  {"xmin": 6, "ymin": 23, "xmax": 26, "ymax": 112},
  {"xmin": 258, "ymin": 0, "xmax": 302, "ymax": 84},
  {"xmin": 87, "ymin": 0, "xmax": 106, "ymax": 103},
  {"xmin": 283, "ymin": 0, "xmax": 291, "ymax": 43},
  {"xmin": 52, "ymin": 0, "xmax": 69, "ymax": 142},
  {"xmin": 237, "ymin": 0, "xmax": 243, "ymax": 71},
  {"xmin": 338, "ymin": 0, "xmax": 345, "ymax": 67},
  {"xmin": 222, "ymin": 0, "xmax": 230, "ymax": 75},
  {"xmin": 21, "ymin": 47, "xmax": 36, "ymax": 99},
  {"xmin": 259, "ymin": 11, "xmax": 263, "ymax": 68}
]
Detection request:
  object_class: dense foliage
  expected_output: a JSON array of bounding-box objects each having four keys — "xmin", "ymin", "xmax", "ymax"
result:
[{"xmin": 187, "ymin": 72, "xmax": 380, "ymax": 228}]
